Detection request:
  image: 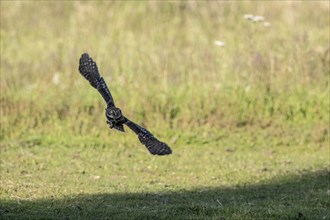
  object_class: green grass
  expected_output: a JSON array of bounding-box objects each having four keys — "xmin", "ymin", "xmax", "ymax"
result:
[
  {"xmin": 1, "ymin": 126, "xmax": 329, "ymax": 219},
  {"xmin": 1, "ymin": 1, "xmax": 329, "ymax": 219},
  {"xmin": 1, "ymin": 170, "xmax": 329, "ymax": 219}
]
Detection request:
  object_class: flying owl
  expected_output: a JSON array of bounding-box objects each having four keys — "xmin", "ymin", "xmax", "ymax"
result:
[{"xmin": 78, "ymin": 53, "xmax": 172, "ymax": 156}]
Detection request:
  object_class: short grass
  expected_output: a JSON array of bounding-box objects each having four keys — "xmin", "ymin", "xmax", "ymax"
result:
[
  {"xmin": 1, "ymin": 1, "xmax": 329, "ymax": 219},
  {"xmin": 1, "ymin": 126, "xmax": 329, "ymax": 219}
]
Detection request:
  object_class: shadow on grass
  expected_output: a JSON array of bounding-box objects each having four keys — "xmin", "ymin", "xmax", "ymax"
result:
[{"xmin": 1, "ymin": 170, "xmax": 329, "ymax": 220}]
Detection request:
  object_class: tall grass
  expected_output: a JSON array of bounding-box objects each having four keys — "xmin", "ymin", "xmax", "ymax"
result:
[{"xmin": 1, "ymin": 1, "xmax": 329, "ymax": 141}]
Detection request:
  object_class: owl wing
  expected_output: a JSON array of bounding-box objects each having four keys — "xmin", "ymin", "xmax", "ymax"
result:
[
  {"xmin": 78, "ymin": 53, "xmax": 115, "ymax": 107},
  {"xmin": 125, "ymin": 118, "xmax": 172, "ymax": 155}
]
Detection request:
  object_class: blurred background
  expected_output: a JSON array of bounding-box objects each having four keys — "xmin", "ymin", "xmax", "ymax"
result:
[
  {"xmin": 0, "ymin": 1, "xmax": 329, "ymax": 218},
  {"xmin": 1, "ymin": 1, "xmax": 329, "ymax": 142}
]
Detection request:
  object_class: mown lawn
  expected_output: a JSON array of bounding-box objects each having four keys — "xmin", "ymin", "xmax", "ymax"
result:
[
  {"xmin": 1, "ymin": 123, "xmax": 329, "ymax": 219},
  {"xmin": 1, "ymin": 1, "xmax": 329, "ymax": 219}
]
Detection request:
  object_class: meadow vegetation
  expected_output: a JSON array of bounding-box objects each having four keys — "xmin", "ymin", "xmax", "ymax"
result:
[{"xmin": 1, "ymin": 1, "xmax": 329, "ymax": 219}]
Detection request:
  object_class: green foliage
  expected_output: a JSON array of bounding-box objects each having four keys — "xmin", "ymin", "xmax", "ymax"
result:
[{"xmin": 1, "ymin": 2, "xmax": 329, "ymax": 219}]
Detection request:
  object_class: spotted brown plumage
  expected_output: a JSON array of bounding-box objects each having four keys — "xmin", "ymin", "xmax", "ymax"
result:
[{"xmin": 78, "ymin": 53, "xmax": 172, "ymax": 156}]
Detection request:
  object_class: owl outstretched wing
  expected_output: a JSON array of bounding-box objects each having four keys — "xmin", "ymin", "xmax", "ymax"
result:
[
  {"xmin": 78, "ymin": 53, "xmax": 115, "ymax": 107},
  {"xmin": 79, "ymin": 53, "xmax": 123, "ymax": 131},
  {"xmin": 125, "ymin": 119, "xmax": 172, "ymax": 155}
]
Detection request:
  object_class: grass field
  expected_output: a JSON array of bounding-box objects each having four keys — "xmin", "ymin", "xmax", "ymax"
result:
[{"xmin": 1, "ymin": 1, "xmax": 329, "ymax": 219}]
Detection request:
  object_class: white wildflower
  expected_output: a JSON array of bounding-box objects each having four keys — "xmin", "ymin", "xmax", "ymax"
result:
[
  {"xmin": 244, "ymin": 14, "xmax": 254, "ymax": 20},
  {"xmin": 214, "ymin": 41, "xmax": 225, "ymax": 47},
  {"xmin": 52, "ymin": 73, "xmax": 60, "ymax": 85},
  {"xmin": 263, "ymin": 22, "xmax": 271, "ymax": 27},
  {"xmin": 252, "ymin": 15, "xmax": 265, "ymax": 22}
]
